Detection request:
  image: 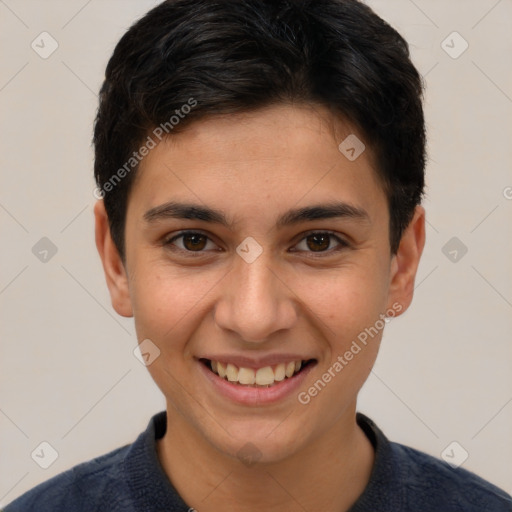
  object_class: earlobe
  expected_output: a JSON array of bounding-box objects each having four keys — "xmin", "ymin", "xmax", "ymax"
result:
[
  {"xmin": 94, "ymin": 200, "xmax": 133, "ymax": 318},
  {"xmin": 387, "ymin": 205, "xmax": 426, "ymax": 315}
]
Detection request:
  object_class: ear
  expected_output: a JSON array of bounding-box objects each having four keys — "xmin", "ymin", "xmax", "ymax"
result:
[
  {"xmin": 94, "ymin": 200, "xmax": 133, "ymax": 317},
  {"xmin": 386, "ymin": 205, "xmax": 426, "ymax": 316}
]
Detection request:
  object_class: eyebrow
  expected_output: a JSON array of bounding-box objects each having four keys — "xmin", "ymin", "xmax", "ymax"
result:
[{"xmin": 143, "ymin": 201, "xmax": 370, "ymax": 228}]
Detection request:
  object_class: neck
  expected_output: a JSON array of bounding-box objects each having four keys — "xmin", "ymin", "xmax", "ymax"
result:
[{"xmin": 156, "ymin": 404, "xmax": 374, "ymax": 512}]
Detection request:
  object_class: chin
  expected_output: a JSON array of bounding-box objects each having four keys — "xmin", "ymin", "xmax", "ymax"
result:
[{"xmin": 209, "ymin": 418, "xmax": 310, "ymax": 466}]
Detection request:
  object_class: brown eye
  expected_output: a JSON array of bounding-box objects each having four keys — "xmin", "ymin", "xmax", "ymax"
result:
[
  {"xmin": 182, "ymin": 233, "xmax": 207, "ymax": 251},
  {"xmin": 293, "ymin": 231, "xmax": 348, "ymax": 254},
  {"xmin": 306, "ymin": 233, "xmax": 331, "ymax": 251},
  {"xmin": 164, "ymin": 231, "xmax": 217, "ymax": 253}
]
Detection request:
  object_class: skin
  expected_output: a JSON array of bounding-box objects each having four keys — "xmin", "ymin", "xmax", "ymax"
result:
[{"xmin": 95, "ymin": 103, "xmax": 425, "ymax": 512}]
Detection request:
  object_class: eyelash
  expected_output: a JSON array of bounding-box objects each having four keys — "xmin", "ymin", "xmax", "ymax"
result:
[{"xmin": 163, "ymin": 230, "xmax": 350, "ymax": 256}]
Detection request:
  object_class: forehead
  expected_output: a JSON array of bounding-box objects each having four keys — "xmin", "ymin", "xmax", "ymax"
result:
[{"xmin": 128, "ymin": 104, "xmax": 387, "ymax": 225}]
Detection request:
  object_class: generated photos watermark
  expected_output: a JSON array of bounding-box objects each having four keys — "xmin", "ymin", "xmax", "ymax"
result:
[
  {"xmin": 93, "ymin": 97, "xmax": 197, "ymax": 199},
  {"xmin": 297, "ymin": 301, "xmax": 403, "ymax": 405}
]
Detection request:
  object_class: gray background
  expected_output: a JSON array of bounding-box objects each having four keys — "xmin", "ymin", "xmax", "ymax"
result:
[{"xmin": 1, "ymin": 0, "xmax": 511, "ymax": 505}]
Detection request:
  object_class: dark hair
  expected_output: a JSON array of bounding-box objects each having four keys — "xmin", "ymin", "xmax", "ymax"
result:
[{"xmin": 93, "ymin": 0, "xmax": 425, "ymax": 259}]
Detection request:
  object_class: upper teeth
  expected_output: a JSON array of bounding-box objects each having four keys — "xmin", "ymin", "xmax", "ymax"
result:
[{"xmin": 210, "ymin": 360, "xmax": 303, "ymax": 386}]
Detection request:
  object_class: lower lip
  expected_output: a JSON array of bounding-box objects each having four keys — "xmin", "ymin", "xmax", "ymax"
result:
[{"xmin": 197, "ymin": 360, "xmax": 316, "ymax": 406}]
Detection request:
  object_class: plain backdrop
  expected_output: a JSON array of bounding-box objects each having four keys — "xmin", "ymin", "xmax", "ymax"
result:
[{"xmin": 1, "ymin": 0, "xmax": 511, "ymax": 505}]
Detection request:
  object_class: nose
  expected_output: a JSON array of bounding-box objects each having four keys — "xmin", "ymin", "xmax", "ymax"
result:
[{"xmin": 213, "ymin": 254, "xmax": 298, "ymax": 343}]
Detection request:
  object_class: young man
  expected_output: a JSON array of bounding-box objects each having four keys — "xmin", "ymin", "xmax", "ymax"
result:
[{"xmin": 5, "ymin": 0, "xmax": 511, "ymax": 510}]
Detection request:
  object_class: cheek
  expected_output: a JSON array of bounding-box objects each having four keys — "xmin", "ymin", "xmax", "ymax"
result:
[
  {"xmin": 294, "ymin": 270, "xmax": 388, "ymax": 421},
  {"xmin": 300, "ymin": 262, "xmax": 390, "ymax": 339},
  {"xmin": 128, "ymin": 266, "xmax": 213, "ymax": 401},
  {"xmin": 129, "ymin": 263, "xmax": 211, "ymax": 345},
  {"xmin": 297, "ymin": 264, "xmax": 389, "ymax": 398}
]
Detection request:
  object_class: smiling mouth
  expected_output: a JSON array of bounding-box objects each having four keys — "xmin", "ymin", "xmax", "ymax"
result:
[{"xmin": 200, "ymin": 358, "xmax": 316, "ymax": 387}]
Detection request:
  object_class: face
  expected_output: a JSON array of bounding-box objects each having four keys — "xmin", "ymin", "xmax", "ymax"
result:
[{"xmin": 96, "ymin": 103, "xmax": 424, "ymax": 463}]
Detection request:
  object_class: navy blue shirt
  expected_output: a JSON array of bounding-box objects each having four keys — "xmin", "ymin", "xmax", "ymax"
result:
[{"xmin": 4, "ymin": 411, "xmax": 511, "ymax": 511}]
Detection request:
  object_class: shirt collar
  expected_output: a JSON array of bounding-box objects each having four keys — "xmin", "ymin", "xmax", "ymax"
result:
[{"xmin": 125, "ymin": 410, "xmax": 404, "ymax": 511}]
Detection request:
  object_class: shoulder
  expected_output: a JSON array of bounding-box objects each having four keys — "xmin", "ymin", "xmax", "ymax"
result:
[
  {"xmin": 391, "ymin": 441, "xmax": 512, "ymax": 511},
  {"xmin": 354, "ymin": 413, "xmax": 512, "ymax": 512},
  {"xmin": 3, "ymin": 444, "xmax": 133, "ymax": 512}
]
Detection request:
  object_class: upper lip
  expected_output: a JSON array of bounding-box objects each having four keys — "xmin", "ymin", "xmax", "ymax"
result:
[{"xmin": 197, "ymin": 354, "xmax": 316, "ymax": 369}]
